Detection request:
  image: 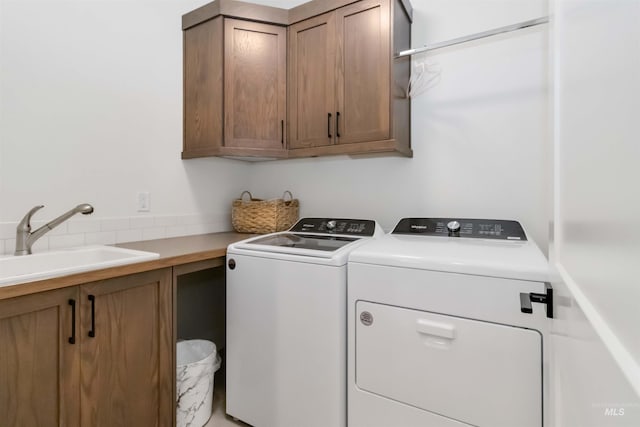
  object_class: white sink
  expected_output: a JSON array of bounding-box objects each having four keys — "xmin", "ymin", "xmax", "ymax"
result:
[{"xmin": 0, "ymin": 245, "xmax": 160, "ymax": 287}]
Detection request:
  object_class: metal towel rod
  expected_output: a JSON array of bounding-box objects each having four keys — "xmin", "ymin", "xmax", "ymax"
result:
[{"xmin": 395, "ymin": 16, "xmax": 549, "ymax": 59}]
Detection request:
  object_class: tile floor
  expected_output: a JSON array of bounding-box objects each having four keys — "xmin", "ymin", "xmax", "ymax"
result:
[{"xmin": 203, "ymin": 364, "xmax": 250, "ymax": 427}]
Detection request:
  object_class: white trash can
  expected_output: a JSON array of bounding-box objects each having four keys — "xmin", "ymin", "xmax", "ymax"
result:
[{"xmin": 177, "ymin": 339, "xmax": 221, "ymax": 427}]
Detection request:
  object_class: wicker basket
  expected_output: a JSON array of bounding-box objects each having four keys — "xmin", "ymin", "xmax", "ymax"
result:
[{"xmin": 232, "ymin": 191, "xmax": 299, "ymax": 234}]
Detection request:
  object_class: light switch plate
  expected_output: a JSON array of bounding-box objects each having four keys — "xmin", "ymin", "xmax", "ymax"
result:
[{"xmin": 137, "ymin": 192, "xmax": 150, "ymax": 212}]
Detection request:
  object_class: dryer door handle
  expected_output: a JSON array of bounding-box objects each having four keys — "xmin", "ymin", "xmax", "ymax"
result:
[
  {"xmin": 520, "ymin": 282, "xmax": 554, "ymax": 318},
  {"xmin": 416, "ymin": 319, "xmax": 456, "ymax": 340}
]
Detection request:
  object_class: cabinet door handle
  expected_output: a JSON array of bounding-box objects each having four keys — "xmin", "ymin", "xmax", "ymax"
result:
[
  {"xmin": 88, "ymin": 294, "xmax": 96, "ymax": 338},
  {"xmin": 328, "ymin": 113, "xmax": 332, "ymax": 138},
  {"xmin": 336, "ymin": 112, "xmax": 341, "ymax": 138},
  {"xmin": 281, "ymin": 120, "xmax": 284, "ymax": 146},
  {"xmin": 68, "ymin": 299, "xmax": 76, "ymax": 344}
]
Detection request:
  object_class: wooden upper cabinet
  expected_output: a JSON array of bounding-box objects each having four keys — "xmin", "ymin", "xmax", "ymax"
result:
[
  {"xmin": 183, "ymin": 16, "xmax": 224, "ymax": 157},
  {"xmin": 288, "ymin": 12, "xmax": 336, "ymax": 149},
  {"xmin": 336, "ymin": 0, "xmax": 391, "ymax": 145},
  {"xmin": 182, "ymin": 0, "xmax": 412, "ymax": 159},
  {"xmin": 0, "ymin": 287, "xmax": 80, "ymax": 427},
  {"xmin": 79, "ymin": 269, "xmax": 173, "ymax": 427},
  {"xmin": 183, "ymin": 16, "xmax": 287, "ymax": 159},
  {"xmin": 287, "ymin": 0, "xmax": 411, "ymax": 158},
  {"xmin": 225, "ymin": 19, "xmax": 287, "ymax": 151}
]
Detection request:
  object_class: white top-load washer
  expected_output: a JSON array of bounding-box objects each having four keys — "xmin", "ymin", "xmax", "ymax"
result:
[
  {"xmin": 226, "ymin": 217, "xmax": 383, "ymax": 427},
  {"xmin": 347, "ymin": 218, "xmax": 552, "ymax": 427}
]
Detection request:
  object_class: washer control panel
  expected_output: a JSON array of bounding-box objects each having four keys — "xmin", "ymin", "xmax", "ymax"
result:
[
  {"xmin": 392, "ymin": 218, "xmax": 527, "ymax": 241},
  {"xmin": 290, "ymin": 218, "xmax": 377, "ymax": 236}
]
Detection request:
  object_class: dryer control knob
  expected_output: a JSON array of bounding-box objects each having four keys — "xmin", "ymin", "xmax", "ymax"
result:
[
  {"xmin": 326, "ymin": 220, "xmax": 337, "ymax": 230},
  {"xmin": 447, "ymin": 221, "xmax": 461, "ymax": 233}
]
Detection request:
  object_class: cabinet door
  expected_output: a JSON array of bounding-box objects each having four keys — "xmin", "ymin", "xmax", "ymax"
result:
[
  {"xmin": 0, "ymin": 287, "xmax": 80, "ymax": 427},
  {"xmin": 79, "ymin": 269, "xmax": 172, "ymax": 427},
  {"xmin": 336, "ymin": 0, "xmax": 391, "ymax": 145},
  {"xmin": 225, "ymin": 19, "xmax": 287, "ymax": 150},
  {"xmin": 288, "ymin": 12, "xmax": 336, "ymax": 149},
  {"xmin": 183, "ymin": 16, "xmax": 224, "ymax": 156}
]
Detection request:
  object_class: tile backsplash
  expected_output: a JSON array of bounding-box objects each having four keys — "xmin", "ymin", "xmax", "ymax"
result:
[{"xmin": 0, "ymin": 213, "xmax": 231, "ymax": 255}]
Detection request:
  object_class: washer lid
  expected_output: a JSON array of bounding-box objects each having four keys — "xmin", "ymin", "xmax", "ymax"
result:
[
  {"xmin": 228, "ymin": 218, "xmax": 384, "ymax": 263},
  {"xmin": 348, "ymin": 232, "xmax": 549, "ymax": 282},
  {"xmin": 229, "ymin": 232, "xmax": 372, "ymax": 265},
  {"xmin": 246, "ymin": 233, "xmax": 359, "ymax": 252}
]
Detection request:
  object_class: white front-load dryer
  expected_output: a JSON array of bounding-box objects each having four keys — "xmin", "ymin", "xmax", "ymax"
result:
[{"xmin": 347, "ymin": 218, "xmax": 551, "ymax": 427}]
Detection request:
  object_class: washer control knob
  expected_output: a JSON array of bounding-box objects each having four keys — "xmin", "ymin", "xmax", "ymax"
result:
[
  {"xmin": 326, "ymin": 220, "xmax": 337, "ymax": 230},
  {"xmin": 447, "ymin": 221, "xmax": 461, "ymax": 233}
]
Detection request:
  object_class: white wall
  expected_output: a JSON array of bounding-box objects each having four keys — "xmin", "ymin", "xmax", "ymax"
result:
[
  {"xmin": 550, "ymin": 0, "xmax": 640, "ymax": 424},
  {"xmin": 248, "ymin": 0, "xmax": 552, "ymax": 252},
  {"xmin": 0, "ymin": 0, "xmax": 251, "ymax": 253},
  {"xmin": 0, "ymin": 0, "xmax": 550, "ymax": 253}
]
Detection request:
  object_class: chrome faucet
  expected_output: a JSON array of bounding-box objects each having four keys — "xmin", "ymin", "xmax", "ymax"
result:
[{"xmin": 14, "ymin": 203, "xmax": 94, "ymax": 255}]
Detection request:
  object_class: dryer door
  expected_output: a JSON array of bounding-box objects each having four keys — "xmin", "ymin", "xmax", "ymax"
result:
[{"xmin": 355, "ymin": 301, "xmax": 542, "ymax": 427}]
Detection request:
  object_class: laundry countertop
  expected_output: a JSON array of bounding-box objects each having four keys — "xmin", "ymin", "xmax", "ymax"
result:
[{"xmin": 0, "ymin": 232, "xmax": 251, "ymax": 301}]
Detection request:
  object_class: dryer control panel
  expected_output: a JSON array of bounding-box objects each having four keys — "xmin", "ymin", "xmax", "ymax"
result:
[
  {"xmin": 392, "ymin": 218, "xmax": 527, "ymax": 241},
  {"xmin": 290, "ymin": 218, "xmax": 377, "ymax": 236}
]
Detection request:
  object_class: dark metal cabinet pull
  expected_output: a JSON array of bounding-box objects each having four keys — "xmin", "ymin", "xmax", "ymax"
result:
[
  {"xmin": 88, "ymin": 294, "xmax": 96, "ymax": 337},
  {"xmin": 68, "ymin": 299, "xmax": 76, "ymax": 344},
  {"xmin": 336, "ymin": 112, "xmax": 341, "ymax": 138},
  {"xmin": 281, "ymin": 120, "xmax": 284, "ymax": 146},
  {"xmin": 328, "ymin": 113, "xmax": 332, "ymax": 138}
]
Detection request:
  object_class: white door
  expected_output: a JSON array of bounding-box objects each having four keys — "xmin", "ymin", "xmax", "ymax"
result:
[{"xmin": 356, "ymin": 301, "xmax": 542, "ymax": 427}]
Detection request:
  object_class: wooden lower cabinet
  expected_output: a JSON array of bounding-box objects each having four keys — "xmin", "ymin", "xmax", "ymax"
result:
[
  {"xmin": 0, "ymin": 287, "xmax": 80, "ymax": 427},
  {"xmin": 80, "ymin": 269, "xmax": 173, "ymax": 427},
  {"xmin": 0, "ymin": 268, "xmax": 173, "ymax": 427}
]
